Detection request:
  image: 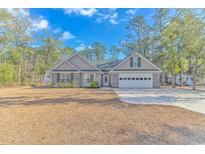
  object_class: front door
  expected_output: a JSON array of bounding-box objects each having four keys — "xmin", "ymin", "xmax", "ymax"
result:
[{"xmin": 103, "ymin": 75, "xmax": 109, "ymax": 86}]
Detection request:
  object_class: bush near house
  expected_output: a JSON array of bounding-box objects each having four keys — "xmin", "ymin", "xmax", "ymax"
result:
[
  {"xmin": 53, "ymin": 82, "xmax": 75, "ymax": 88},
  {"xmin": 89, "ymin": 80, "xmax": 100, "ymax": 88},
  {"xmin": 30, "ymin": 82, "xmax": 50, "ymax": 88}
]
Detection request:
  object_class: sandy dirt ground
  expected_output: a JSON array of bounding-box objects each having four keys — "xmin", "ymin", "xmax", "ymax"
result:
[{"xmin": 0, "ymin": 87, "xmax": 205, "ymax": 144}]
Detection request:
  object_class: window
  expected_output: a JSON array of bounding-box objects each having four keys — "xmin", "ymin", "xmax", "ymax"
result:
[
  {"xmin": 57, "ymin": 73, "xmax": 60, "ymax": 82},
  {"xmin": 130, "ymin": 56, "xmax": 141, "ymax": 68},
  {"xmin": 65, "ymin": 74, "xmax": 71, "ymax": 83},
  {"xmin": 59, "ymin": 73, "xmax": 73, "ymax": 83},
  {"xmin": 148, "ymin": 78, "xmax": 151, "ymax": 80},
  {"xmin": 128, "ymin": 78, "xmax": 131, "ymax": 80},
  {"xmin": 132, "ymin": 78, "xmax": 135, "ymax": 80},
  {"xmin": 133, "ymin": 58, "xmax": 138, "ymax": 67},
  {"xmin": 124, "ymin": 78, "xmax": 127, "ymax": 80},
  {"xmin": 144, "ymin": 78, "xmax": 147, "ymax": 80},
  {"xmin": 90, "ymin": 74, "xmax": 94, "ymax": 81},
  {"xmin": 86, "ymin": 75, "xmax": 89, "ymax": 83},
  {"xmin": 60, "ymin": 73, "xmax": 65, "ymax": 82},
  {"xmin": 120, "ymin": 78, "xmax": 123, "ymax": 80},
  {"xmin": 136, "ymin": 78, "xmax": 139, "ymax": 80},
  {"xmin": 140, "ymin": 78, "xmax": 143, "ymax": 80},
  {"xmin": 86, "ymin": 73, "xmax": 95, "ymax": 83}
]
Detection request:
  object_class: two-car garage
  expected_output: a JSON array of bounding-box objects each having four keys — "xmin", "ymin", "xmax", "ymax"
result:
[
  {"xmin": 109, "ymin": 52, "xmax": 161, "ymax": 88},
  {"xmin": 118, "ymin": 72, "xmax": 153, "ymax": 88}
]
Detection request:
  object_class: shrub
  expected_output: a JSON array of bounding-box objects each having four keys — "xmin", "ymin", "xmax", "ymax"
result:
[
  {"xmin": 30, "ymin": 82, "xmax": 44, "ymax": 87},
  {"xmin": 55, "ymin": 82, "xmax": 75, "ymax": 88},
  {"xmin": 31, "ymin": 83, "xmax": 38, "ymax": 87},
  {"xmin": 89, "ymin": 80, "xmax": 99, "ymax": 88}
]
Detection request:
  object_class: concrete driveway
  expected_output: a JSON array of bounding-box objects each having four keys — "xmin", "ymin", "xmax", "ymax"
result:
[{"xmin": 115, "ymin": 88, "xmax": 205, "ymax": 114}]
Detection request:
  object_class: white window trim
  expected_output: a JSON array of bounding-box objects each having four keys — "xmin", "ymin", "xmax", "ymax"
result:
[
  {"xmin": 133, "ymin": 57, "xmax": 141, "ymax": 68},
  {"xmin": 60, "ymin": 73, "xmax": 73, "ymax": 83},
  {"xmin": 85, "ymin": 73, "xmax": 95, "ymax": 84},
  {"xmin": 65, "ymin": 74, "xmax": 71, "ymax": 83},
  {"xmin": 60, "ymin": 73, "xmax": 65, "ymax": 83}
]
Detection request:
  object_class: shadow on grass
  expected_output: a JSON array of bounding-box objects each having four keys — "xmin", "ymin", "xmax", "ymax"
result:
[
  {"xmin": 121, "ymin": 124, "xmax": 205, "ymax": 144},
  {"xmin": 0, "ymin": 94, "xmax": 129, "ymax": 108},
  {"xmin": 0, "ymin": 96, "xmax": 28, "ymax": 106},
  {"xmin": 23, "ymin": 97, "xmax": 122, "ymax": 106}
]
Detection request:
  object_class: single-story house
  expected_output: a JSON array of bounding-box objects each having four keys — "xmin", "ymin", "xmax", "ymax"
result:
[
  {"xmin": 48, "ymin": 52, "xmax": 162, "ymax": 88},
  {"xmin": 176, "ymin": 74, "xmax": 193, "ymax": 86}
]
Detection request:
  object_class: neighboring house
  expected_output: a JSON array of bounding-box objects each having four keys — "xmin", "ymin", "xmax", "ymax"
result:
[
  {"xmin": 176, "ymin": 74, "xmax": 193, "ymax": 86},
  {"xmin": 161, "ymin": 75, "xmax": 172, "ymax": 85},
  {"xmin": 48, "ymin": 52, "xmax": 162, "ymax": 88}
]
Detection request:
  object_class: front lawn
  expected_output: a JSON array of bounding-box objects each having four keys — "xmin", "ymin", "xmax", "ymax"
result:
[{"xmin": 0, "ymin": 87, "xmax": 205, "ymax": 144}]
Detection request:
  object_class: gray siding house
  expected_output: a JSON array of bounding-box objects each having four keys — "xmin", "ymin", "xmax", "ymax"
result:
[{"xmin": 49, "ymin": 52, "xmax": 162, "ymax": 88}]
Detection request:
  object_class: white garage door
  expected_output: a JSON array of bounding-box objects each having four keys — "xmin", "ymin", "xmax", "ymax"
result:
[{"xmin": 119, "ymin": 72, "xmax": 153, "ymax": 88}]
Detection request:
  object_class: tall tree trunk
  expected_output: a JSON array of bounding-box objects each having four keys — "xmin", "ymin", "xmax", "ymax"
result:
[
  {"xmin": 192, "ymin": 56, "xmax": 199, "ymax": 90},
  {"xmin": 179, "ymin": 72, "xmax": 183, "ymax": 86},
  {"xmin": 192, "ymin": 66, "xmax": 197, "ymax": 90},
  {"xmin": 17, "ymin": 51, "xmax": 23, "ymax": 85},
  {"xmin": 40, "ymin": 47, "xmax": 52, "ymax": 83},
  {"xmin": 192, "ymin": 74, "xmax": 196, "ymax": 90},
  {"xmin": 161, "ymin": 73, "xmax": 164, "ymax": 86},
  {"xmin": 171, "ymin": 73, "xmax": 176, "ymax": 88}
]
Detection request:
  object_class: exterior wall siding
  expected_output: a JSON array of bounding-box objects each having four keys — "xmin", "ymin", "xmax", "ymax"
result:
[
  {"xmin": 51, "ymin": 73, "xmax": 81, "ymax": 87},
  {"xmin": 51, "ymin": 71, "xmax": 160, "ymax": 88},
  {"xmin": 81, "ymin": 72, "xmax": 101, "ymax": 87},
  {"xmin": 95, "ymin": 73, "xmax": 101, "ymax": 87},
  {"xmin": 53, "ymin": 61, "xmax": 78, "ymax": 71},
  {"xmin": 49, "ymin": 53, "xmax": 162, "ymax": 88},
  {"xmin": 69, "ymin": 55, "xmax": 98, "ymax": 70},
  {"xmin": 115, "ymin": 53, "xmax": 158, "ymax": 71},
  {"xmin": 111, "ymin": 73, "xmax": 119, "ymax": 88},
  {"xmin": 152, "ymin": 72, "xmax": 161, "ymax": 88}
]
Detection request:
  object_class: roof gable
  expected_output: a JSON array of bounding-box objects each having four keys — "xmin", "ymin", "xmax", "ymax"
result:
[
  {"xmin": 68, "ymin": 54, "xmax": 102, "ymax": 72},
  {"xmin": 111, "ymin": 52, "xmax": 162, "ymax": 72},
  {"xmin": 50, "ymin": 59, "xmax": 81, "ymax": 72}
]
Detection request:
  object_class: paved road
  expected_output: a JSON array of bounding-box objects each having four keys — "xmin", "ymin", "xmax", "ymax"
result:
[{"xmin": 115, "ymin": 88, "xmax": 205, "ymax": 114}]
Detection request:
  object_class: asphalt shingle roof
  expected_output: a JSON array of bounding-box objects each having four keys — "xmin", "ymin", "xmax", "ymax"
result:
[{"xmin": 96, "ymin": 60, "xmax": 122, "ymax": 71}]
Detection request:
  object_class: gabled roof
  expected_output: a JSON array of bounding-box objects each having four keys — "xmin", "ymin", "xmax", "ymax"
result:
[
  {"xmin": 68, "ymin": 53, "xmax": 103, "ymax": 73},
  {"xmin": 48, "ymin": 52, "xmax": 162, "ymax": 74},
  {"xmin": 49, "ymin": 59, "xmax": 81, "ymax": 72},
  {"xmin": 110, "ymin": 52, "xmax": 162, "ymax": 72}
]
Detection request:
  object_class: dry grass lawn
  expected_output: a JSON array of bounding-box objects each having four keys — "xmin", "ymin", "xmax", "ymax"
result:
[{"xmin": 0, "ymin": 87, "xmax": 205, "ymax": 144}]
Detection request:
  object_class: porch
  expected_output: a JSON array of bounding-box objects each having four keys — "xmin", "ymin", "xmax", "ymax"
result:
[{"xmin": 50, "ymin": 71, "xmax": 101, "ymax": 87}]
